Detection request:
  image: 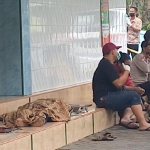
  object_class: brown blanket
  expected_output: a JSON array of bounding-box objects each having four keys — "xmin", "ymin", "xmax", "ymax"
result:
[{"xmin": 1, "ymin": 98, "xmax": 71, "ymax": 127}]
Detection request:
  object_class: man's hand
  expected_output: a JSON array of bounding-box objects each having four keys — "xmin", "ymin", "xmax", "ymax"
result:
[
  {"xmin": 122, "ymin": 63, "xmax": 130, "ymax": 72},
  {"xmin": 134, "ymin": 87, "xmax": 145, "ymax": 95}
]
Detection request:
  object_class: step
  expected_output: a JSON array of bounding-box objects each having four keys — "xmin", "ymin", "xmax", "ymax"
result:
[
  {"xmin": 0, "ymin": 83, "xmax": 148, "ymax": 149},
  {"xmin": 0, "ymin": 106, "xmax": 116, "ymax": 150},
  {"xmin": 0, "ymin": 97, "xmax": 29, "ymax": 115}
]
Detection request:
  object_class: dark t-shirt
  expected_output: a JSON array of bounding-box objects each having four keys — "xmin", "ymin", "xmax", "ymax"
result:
[{"xmin": 92, "ymin": 58, "xmax": 120, "ymax": 103}]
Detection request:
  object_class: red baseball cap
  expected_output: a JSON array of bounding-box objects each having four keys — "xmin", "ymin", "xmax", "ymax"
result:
[{"xmin": 102, "ymin": 42, "xmax": 122, "ymax": 55}]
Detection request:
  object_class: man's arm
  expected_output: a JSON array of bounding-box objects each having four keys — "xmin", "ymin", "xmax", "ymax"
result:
[
  {"xmin": 104, "ymin": 62, "xmax": 130, "ymax": 88},
  {"xmin": 131, "ymin": 19, "xmax": 142, "ymax": 32},
  {"xmin": 131, "ymin": 25, "xmax": 140, "ymax": 32},
  {"xmin": 133, "ymin": 54, "xmax": 150, "ymax": 73},
  {"xmin": 124, "ymin": 86, "xmax": 145, "ymax": 95},
  {"xmin": 113, "ymin": 70, "xmax": 130, "ymax": 88}
]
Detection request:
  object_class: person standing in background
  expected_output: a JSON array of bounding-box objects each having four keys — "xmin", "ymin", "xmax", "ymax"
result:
[{"xmin": 127, "ymin": 6, "xmax": 142, "ymax": 58}]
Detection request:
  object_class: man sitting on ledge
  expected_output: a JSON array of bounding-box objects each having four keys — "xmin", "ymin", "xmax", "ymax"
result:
[{"xmin": 92, "ymin": 42, "xmax": 150, "ymax": 131}]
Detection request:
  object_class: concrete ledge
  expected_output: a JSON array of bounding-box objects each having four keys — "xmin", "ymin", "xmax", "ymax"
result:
[
  {"xmin": 0, "ymin": 135, "xmax": 31, "ymax": 150},
  {"xmin": 0, "ymin": 83, "xmax": 116, "ymax": 150},
  {"xmin": 93, "ymin": 109, "xmax": 116, "ymax": 133},
  {"xmin": 32, "ymin": 123, "xmax": 66, "ymax": 150},
  {"xmin": 0, "ymin": 107, "xmax": 116, "ymax": 150},
  {"xmin": 0, "ymin": 97, "xmax": 29, "ymax": 114},
  {"xmin": 66, "ymin": 113, "xmax": 93, "ymax": 144},
  {"xmin": 0, "ymin": 122, "xmax": 66, "ymax": 150}
]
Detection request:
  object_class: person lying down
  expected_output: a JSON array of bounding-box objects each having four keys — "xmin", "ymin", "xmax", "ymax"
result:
[{"xmin": 0, "ymin": 98, "xmax": 71, "ymax": 127}]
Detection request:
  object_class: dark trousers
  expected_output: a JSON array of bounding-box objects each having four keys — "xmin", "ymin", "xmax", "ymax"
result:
[
  {"xmin": 95, "ymin": 91, "xmax": 141, "ymax": 111},
  {"xmin": 138, "ymin": 81, "xmax": 150, "ymax": 103},
  {"xmin": 127, "ymin": 44, "xmax": 139, "ymax": 58}
]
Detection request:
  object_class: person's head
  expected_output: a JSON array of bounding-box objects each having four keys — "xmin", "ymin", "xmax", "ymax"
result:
[
  {"xmin": 141, "ymin": 41, "xmax": 150, "ymax": 59},
  {"xmin": 129, "ymin": 6, "xmax": 138, "ymax": 18},
  {"xmin": 118, "ymin": 52, "xmax": 131, "ymax": 66},
  {"xmin": 102, "ymin": 42, "xmax": 122, "ymax": 62},
  {"xmin": 144, "ymin": 30, "xmax": 150, "ymax": 45},
  {"xmin": 115, "ymin": 52, "xmax": 131, "ymax": 73}
]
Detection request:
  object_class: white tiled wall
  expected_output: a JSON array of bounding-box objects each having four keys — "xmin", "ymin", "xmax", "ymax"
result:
[
  {"xmin": 109, "ymin": 0, "xmax": 127, "ymax": 53},
  {"xmin": 29, "ymin": 0, "xmax": 101, "ymax": 93}
]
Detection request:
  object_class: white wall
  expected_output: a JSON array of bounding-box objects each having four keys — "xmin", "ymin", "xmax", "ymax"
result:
[
  {"xmin": 29, "ymin": 0, "xmax": 101, "ymax": 93},
  {"xmin": 109, "ymin": 0, "xmax": 127, "ymax": 53}
]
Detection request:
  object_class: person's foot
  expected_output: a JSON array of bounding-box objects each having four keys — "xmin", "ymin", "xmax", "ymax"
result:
[
  {"xmin": 120, "ymin": 121, "xmax": 139, "ymax": 129},
  {"xmin": 139, "ymin": 123, "xmax": 150, "ymax": 131},
  {"xmin": 120, "ymin": 118, "xmax": 139, "ymax": 129}
]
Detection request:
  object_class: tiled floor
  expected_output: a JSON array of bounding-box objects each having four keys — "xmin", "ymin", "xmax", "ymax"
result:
[{"xmin": 59, "ymin": 125, "xmax": 150, "ymax": 150}]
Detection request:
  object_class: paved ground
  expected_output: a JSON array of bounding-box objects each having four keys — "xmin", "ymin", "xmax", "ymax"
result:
[{"xmin": 59, "ymin": 125, "xmax": 150, "ymax": 150}]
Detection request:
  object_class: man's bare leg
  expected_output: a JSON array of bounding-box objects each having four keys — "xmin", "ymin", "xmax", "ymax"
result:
[
  {"xmin": 131, "ymin": 104, "xmax": 150, "ymax": 130},
  {"xmin": 122, "ymin": 107, "xmax": 133, "ymax": 119},
  {"xmin": 120, "ymin": 107, "xmax": 139, "ymax": 128}
]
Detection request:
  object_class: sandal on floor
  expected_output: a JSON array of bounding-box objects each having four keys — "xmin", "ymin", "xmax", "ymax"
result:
[
  {"xmin": 139, "ymin": 127, "xmax": 150, "ymax": 131},
  {"xmin": 119, "ymin": 121, "xmax": 139, "ymax": 129},
  {"xmin": 92, "ymin": 136, "xmax": 114, "ymax": 141},
  {"xmin": 92, "ymin": 134, "xmax": 114, "ymax": 141},
  {"xmin": 103, "ymin": 132, "xmax": 117, "ymax": 139}
]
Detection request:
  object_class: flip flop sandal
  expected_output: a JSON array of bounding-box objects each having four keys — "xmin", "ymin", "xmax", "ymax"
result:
[
  {"xmin": 92, "ymin": 135, "xmax": 114, "ymax": 141},
  {"xmin": 103, "ymin": 132, "xmax": 117, "ymax": 139},
  {"xmin": 139, "ymin": 127, "xmax": 150, "ymax": 131},
  {"xmin": 119, "ymin": 121, "xmax": 139, "ymax": 129}
]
